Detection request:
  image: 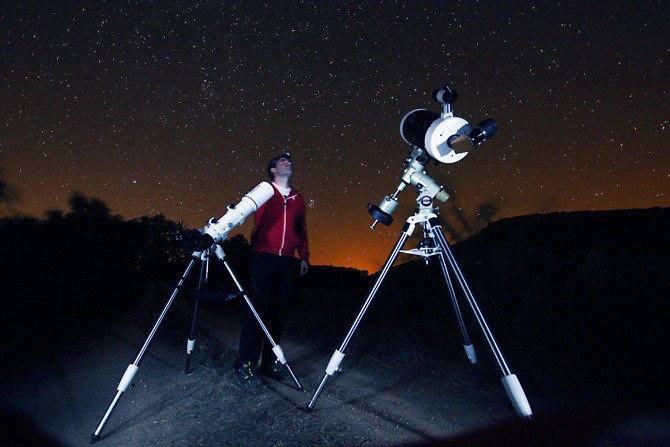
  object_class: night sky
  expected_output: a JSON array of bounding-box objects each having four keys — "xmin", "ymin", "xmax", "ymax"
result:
[{"xmin": 1, "ymin": 1, "xmax": 667, "ymax": 272}]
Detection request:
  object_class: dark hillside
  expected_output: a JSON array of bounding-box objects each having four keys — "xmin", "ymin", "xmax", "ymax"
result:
[{"xmin": 354, "ymin": 207, "xmax": 669, "ymax": 411}]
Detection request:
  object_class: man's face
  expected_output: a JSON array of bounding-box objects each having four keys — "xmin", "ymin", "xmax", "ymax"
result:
[{"xmin": 273, "ymin": 157, "xmax": 292, "ymax": 178}]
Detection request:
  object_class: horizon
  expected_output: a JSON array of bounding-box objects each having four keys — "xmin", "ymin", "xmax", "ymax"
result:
[{"xmin": 2, "ymin": 194, "xmax": 665, "ymax": 273}]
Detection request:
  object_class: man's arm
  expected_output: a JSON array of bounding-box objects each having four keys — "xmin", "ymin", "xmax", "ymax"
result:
[{"xmin": 297, "ymin": 201, "xmax": 310, "ymax": 276}]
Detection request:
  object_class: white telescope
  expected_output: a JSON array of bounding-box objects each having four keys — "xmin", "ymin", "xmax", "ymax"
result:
[{"xmin": 202, "ymin": 181, "xmax": 274, "ymax": 244}]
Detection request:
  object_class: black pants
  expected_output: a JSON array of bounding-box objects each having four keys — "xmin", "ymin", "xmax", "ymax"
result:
[{"xmin": 234, "ymin": 251, "xmax": 298, "ymax": 369}]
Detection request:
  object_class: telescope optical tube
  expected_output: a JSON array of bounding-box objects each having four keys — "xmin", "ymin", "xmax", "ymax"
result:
[{"xmin": 204, "ymin": 181, "xmax": 274, "ymax": 243}]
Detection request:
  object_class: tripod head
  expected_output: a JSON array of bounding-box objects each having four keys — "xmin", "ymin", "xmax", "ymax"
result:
[{"xmin": 368, "ymin": 85, "xmax": 498, "ymax": 228}]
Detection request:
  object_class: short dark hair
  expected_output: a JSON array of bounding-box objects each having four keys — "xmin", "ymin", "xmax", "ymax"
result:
[{"xmin": 266, "ymin": 153, "xmax": 291, "ymax": 180}]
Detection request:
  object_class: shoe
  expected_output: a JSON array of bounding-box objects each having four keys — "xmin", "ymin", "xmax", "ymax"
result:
[
  {"xmin": 236, "ymin": 361, "xmax": 261, "ymax": 388},
  {"xmin": 258, "ymin": 360, "xmax": 284, "ymax": 382}
]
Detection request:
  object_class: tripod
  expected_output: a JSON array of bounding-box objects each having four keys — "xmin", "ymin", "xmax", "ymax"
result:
[
  {"xmin": 92, "ymin": 245, "xmax": 303, "ymax": 442},
  {"xmin": 306, "ymin": 201, "xmax": 532, "ymax": 418}
]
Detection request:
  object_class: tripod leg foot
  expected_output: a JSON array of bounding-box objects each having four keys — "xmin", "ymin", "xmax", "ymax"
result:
[
  {"xmin": 184, "ymin": 339, "xmax": 196, "ymax": 374},
  {"xmin": 90, "ymin": 434, "xmax": 100, "ymax": 444},
  {"xmin": 464, "ymin": 344, "xmax": 477, "ymax": 364},
  {"xmin": 271, "ymin": 345, "xmax": 303, "ymax": 390},
  {"xmin": 307, "ymin": 349, "xmax": 345, "ymax": 409},
  {"xmin": 502, "ymin": 374, "xmax": 532, "ymax": 418},
  {"xmin": 307, "ymin": 373, "xmax": 331, "ymax": 410}
]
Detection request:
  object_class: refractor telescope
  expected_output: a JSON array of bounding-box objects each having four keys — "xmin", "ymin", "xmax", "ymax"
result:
[{"xmin": 368, "ymin": 84, "xmax": 498, "ymax": 228}]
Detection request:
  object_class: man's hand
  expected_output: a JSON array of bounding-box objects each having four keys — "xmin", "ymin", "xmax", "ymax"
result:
[{"xmin": 299, "ymin": 260, "xmax": 310, "ymax": 277}]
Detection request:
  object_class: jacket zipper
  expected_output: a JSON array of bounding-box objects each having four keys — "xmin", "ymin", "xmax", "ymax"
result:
[{"xmin": 278, "ymin": 197, "xmax": 287, "ymax": 256}]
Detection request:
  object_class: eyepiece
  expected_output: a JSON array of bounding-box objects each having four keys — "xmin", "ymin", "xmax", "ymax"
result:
[{"xmin": 468, "ymin": 118, "xmax": 498, "ymax": 146}]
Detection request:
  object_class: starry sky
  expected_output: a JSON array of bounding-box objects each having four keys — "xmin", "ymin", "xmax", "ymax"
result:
[{"xmin": 1, "ymin": 1, "xmax": 667, "ymax": 272}]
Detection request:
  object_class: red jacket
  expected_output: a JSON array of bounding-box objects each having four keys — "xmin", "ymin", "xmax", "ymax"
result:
[{"xmin": 250, "ymin": 184, "xmax": 309, "ymax": 262}]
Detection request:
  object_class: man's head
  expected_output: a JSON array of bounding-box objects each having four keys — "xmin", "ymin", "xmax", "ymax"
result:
[{"xmin": 267, "ymin": 153, "xmax": 292, "ymax": 181}]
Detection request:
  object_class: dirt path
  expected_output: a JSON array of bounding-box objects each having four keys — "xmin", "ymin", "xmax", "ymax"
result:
[{"xmin": 3, "ymin": 294, "xmax": 527, "ymax": 446}]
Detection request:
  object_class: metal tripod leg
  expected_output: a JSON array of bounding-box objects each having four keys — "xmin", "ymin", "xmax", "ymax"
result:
[
  {"xmin": 429, "ymin": 223, "xmax": 532, "ymax": 417},
  {"xmin": 91, "ymin": 256, "xmax": 198, "ymax": 442},
  {"xmin": 213, "ymin": 246, "xmax": 304, "ymax": 391},
  {"xmin": 435, "ymin": 250, "xmax": 477, "ymax": 364},
  {"xmin": 184, "ymin": 254, "xmax": 208, "ymax": 374},
  {"xmin": 307, "ymin": 226, "xmax": 412, "ymax": 410}
]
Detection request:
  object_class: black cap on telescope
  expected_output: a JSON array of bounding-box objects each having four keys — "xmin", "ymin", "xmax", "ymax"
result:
[{"xmin": 432, "ymin": 84, "xmax": 458, "ymax": 105}]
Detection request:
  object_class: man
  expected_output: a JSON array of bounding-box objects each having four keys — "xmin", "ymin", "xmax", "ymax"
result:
[{"xmin": 234, "ymin": 153, "xmax": 310, "ymax": 387}]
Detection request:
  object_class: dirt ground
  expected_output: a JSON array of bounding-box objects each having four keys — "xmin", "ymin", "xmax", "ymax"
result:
[{"xmin": 2, "ymin": 285, "xmax": 546, "ymax": 447}]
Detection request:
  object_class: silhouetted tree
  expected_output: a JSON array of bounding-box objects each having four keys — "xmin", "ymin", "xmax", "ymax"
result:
[
  {"xmin": 0, "ymin": 192, "xmax": 201, "ymax": 347},
  {"xmin": 67, "ymin": 191, "xmax": 116, "ymax": 221},
  {"xmin": 475, "ymin": 202, "xmax": 499, "ymax": 228},
  {"xmin": 129, "ymin": 214, "xmax": 191, "ymax": 279}
]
